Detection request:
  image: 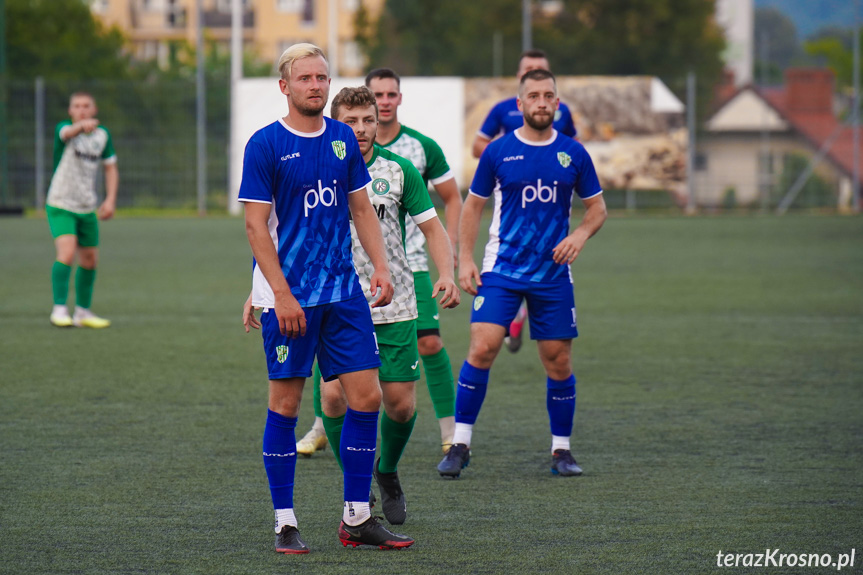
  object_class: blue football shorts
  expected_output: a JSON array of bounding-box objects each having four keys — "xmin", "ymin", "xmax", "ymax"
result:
[
  {"xmin": 470, "ymin": 273, "xmax": 579, "ymax": 340},
  {"xmin": 260, "ymin": 293, "xmax": 381, "ymax": 381}
]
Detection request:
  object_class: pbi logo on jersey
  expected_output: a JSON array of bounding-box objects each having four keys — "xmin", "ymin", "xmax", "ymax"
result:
[
  {"xmin": 473, "ymin": 296, "xmax": 485, "ymax": 311},
  {"xmin": 276, "ymin": 345, "xmax": 288, "ymax": 364},
  {"xmin": 522, "ymin": 179, "xmax": 558, "ymax": 208},
  {"xmin": 332, "ymin": 140, "xmax": 346, "ymax": 160},
  {"xmin": 304, "ymin": 179, "xmax": 339, "ymax": 217},
  {"xmin": 558, "ymin": 151, "xmax": 572, "ymax": 168},
  {"xmin": 371, "ymin": 178, "xmax": 390, "ymax": 195}
]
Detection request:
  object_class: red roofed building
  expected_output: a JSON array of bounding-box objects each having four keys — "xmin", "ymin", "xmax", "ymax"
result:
[{"xmin": 696, "ymin": 68, "xmax": 860, "ymax": 209}]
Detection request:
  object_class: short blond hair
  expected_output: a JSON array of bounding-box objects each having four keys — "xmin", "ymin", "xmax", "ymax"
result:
[{"xmin": 277, "ymin": 43, "xmax": 327, "ymax": 80}]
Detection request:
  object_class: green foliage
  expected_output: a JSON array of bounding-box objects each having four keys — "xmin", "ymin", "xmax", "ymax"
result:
[
  {"xmin": 363, "ymin": 0, "xmax": 724, "ymax": 122},
  {"xmin": 1, "ymin": 215, "xmax": 862, "ymax": 573},
  {"xmin": 776, "ymin": 153, "xmax": 837, "ymax": 208},
  {"xmin": 805, "ymin": 33, "xmax": 858, "ymax": 89},
  {"xmin": 754, "ymin": 6, "xmax": 801, "ymax": 69},
  {"xmin": 6, "ymin": 0, "xmax": 129, "ymax": 81}
]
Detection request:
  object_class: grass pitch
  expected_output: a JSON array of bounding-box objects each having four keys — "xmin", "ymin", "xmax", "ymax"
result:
[{"xmin": 1, "ymin": 213, "xmax": 861, "ymax": 574}]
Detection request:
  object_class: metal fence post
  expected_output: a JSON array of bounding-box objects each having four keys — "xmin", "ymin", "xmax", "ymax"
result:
[{"xmin": 35, "ymin": 76, "xmax": 45, "ymax": 210}]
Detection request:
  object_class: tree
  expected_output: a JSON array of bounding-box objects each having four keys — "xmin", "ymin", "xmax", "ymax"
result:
[
  {"xmin": 361, "ymin": 0, "xmax": 725, "ymax": 120},
  {"xmin": 6, "ymin": 0, "xmax": 129, "ymax": 80},
  {"xmin": 753, "ymin": 6, "xmax": 801, "ymax": 71}
]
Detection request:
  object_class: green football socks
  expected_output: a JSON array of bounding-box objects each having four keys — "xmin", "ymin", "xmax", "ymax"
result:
[
  {"xmin": 322, "ymin": 414, "xmax": 346, "ymax": 472},
  {"xmin": 421, "ymin": 348, "xmax": 456, "ymax": 419},
  {"xmin": 52, "ymin": 261, "xmax": 72, "ymax": 305},
  {"xmin": 75, "ymin": 267, "xmax": 97, "ymax": 309},
  {"xmin": 378, "ymin": 410, "xmax": 416, "ymax": 474}
]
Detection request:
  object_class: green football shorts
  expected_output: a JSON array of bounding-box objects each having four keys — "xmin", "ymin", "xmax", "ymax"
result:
[
  {"xmin": 46, "ymin": 205, "xmax": 99, "ymax": 247},
  {"xmin": 376, "ymin": 319, "xmax": 420, "ymax": 383},
  {"xmin": 413, "ymin": 271, "xmax": 441, "ymax": 332}
]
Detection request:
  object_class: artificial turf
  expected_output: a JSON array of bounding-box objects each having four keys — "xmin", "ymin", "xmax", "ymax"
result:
[{"xmin": 1, "ymin": 213, "xmax": 860, "ymax": 574}]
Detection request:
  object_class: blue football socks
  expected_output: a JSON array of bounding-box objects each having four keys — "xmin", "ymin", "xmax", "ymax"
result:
[
  {"xmin": 546, "ymin": 374, "xmax": 576, "ymax": 437},
  {"xmin": 455, "ymin": 362, "xmax": 490, "ymax": 425},
  {"xmin": 262, "ymin": 409, "xmax": 298, "ymax": 510}
]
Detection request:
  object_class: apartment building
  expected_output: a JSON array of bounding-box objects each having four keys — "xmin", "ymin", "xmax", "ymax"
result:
[{"xmin": 88, "ymin": 0, "xmax": 382, "ymax": 75}]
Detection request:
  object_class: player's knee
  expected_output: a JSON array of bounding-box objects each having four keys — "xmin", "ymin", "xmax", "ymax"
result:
[
  {"xmin": 384, "ymin": 400, "xmax": 415, "ymax": 423},
  {"xmin": 417, "ymin": 334, "xmax": 442, "ymax": 356},
  {"xmin": 467, "ymin": 342, "xmax": 498, "ymax": 368},
  {"xmin": 321, "ymin": 382, "xmax": 347, "ymax": 417}
]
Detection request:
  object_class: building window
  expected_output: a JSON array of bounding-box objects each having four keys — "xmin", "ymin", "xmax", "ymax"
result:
[
  {"xmin": 90, "ymin": 0, "xmax": 109, "ymax": 13},
  {"xmin": 141, "ymin": 0, "xmax": 164, "ymax": 11},
  {"xmin": 302, "ymin": 0, "xmax": 314, "ymax": 25},
  {"xmin": 758, "ymin": 152, "xmax": 775, "ymax": 195},
  {"xmin": 342, "ymin": 41, "xmax": 364, "ymax": 73},
  {"xmin": 276, "ymin": 0, "xmax": 303, "ymax": 12},
  {"xmin": 216, "ymin": 0, "xmax": 249, "ymax": 12}
]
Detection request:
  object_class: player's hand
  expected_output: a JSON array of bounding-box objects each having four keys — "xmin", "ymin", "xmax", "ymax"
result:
[
  {"xmin": 80, "ymin": 118, "xmax": 100, "ymax": 133},
  {"xmin": 552, "ymin": 232, "xmax": 588, "ymax": 265},
  {"xmin": 458, "ymin": 259, "xmax": 482, "ymax": 296},
  {"xmin": 243, "ymin": 293, "xmax": 261, "ymax": 333},
  {"xmin": 431, "ymin": 276, "xmax": 460, "ymax": 309},
  {"xmin": 275, "ymin": 292, "xmax": 306, "ymax": 337},
  {"xmin": 97, "ymin": 200, "xmax": 115, "ymax": 221},
  {"xmin": 369, "ymin": 269, "xmax": 394, "ymax": 308}
]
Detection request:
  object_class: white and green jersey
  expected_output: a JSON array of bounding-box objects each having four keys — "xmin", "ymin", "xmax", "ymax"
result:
[
  {"xmin": 380, "ymin": 125, "xmax": 455, "ymax": 273},
  {"xmin": 46, "ymin": 120, "xmax": 116, "ymax": 213},
  {"xmin": 350, "ymin": 145, "xmax": 437, "ymax": 324}
]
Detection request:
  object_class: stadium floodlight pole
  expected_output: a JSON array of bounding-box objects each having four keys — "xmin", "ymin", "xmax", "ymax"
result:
[
  {"xmin": 853, "ymin": 0, "xmax": 860, "ymax": 213},
  {"xmin": 228, "ymin": 0, "xmax": 243, "ymax": 216},
  {"xmin": 328, "ymin": 0, "xmax": 339, "ymax": 78},
  {"xmin": 196, "ymin": 0, "xmax": 207, "ymax": 216},
  {"xmin": 686, "ymin": 70, "xmax": 696, "ymax": 213},
  {"xmin": 522, "ymin": 0, "xmax": 532, "ymax": 52},
  {"xmin": 0, "ymin": 0, "xmax": 8, "ymax": 207},
  {"xmin": 35, "ymin": 77, "xmax": 45, "ymax": 211}
]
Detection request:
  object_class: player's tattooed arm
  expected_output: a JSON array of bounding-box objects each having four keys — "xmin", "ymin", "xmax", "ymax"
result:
[
  {"xmin": 418, "ymin": 217, "xmax": 460, "ymax": 309},
  {"xmin": 348, "ymin": 188, "xmax": 394, "ymax": 307},
  {"xmin": 552, "ymin": 194, "xmax": 607, "ymax": 264},
  {"xmin": 244, "ymin": 201, "xmax": 307, "ymax": 337},
  {"xmin": 457, "ymin": 194, "xmax": 486, "ymax": 296}
]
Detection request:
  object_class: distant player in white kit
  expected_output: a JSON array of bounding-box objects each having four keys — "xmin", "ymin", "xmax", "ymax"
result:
[{"xmin": 438, "ymin": 69, "xmax": 607, "ymax": 479}]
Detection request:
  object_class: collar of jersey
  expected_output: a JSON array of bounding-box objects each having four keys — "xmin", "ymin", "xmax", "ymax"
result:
[
  {"xmin": 366, "ymin": 145, "xmax": 381, "ymax": 168},
  {"xmin": 278, "ymin": 117, "xmax": 326, "ymax": 138},
  {"xmin": 514, "ymin": 128, "xmax": 558, "ymax": 147}
]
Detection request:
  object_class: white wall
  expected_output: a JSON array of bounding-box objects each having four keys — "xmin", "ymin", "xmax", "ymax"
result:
[{"xmin": 229, "ymin": 76, "xmax": 465, "ymax": 214}]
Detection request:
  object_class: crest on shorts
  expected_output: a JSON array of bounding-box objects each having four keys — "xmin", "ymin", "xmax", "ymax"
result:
[
  {"xmin": 557, "ymin": 151, "xmax": 572, "ymax": 168},
  {"xmin": 276, "ymin": 345, "xmax": 289, "ymax": 364},
  {"xmin": 473, "ymin": 296, "xmax": 485, "ymax": 311},
  {"xmin": 371, "ymin": 178, "xmax": 390, "ymax": 195},
  {"xmin": 332, "ymin": 140, "xmax": 346, "ymax": 160}
]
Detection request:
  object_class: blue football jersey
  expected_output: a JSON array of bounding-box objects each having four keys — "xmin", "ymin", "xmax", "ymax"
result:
[
  {"xmin": 239, "ymin": 117, "xmax": 371, "ymax": 308},
  {"xmin": 470, "ymin": 130, "xmax": 602, "ymax": 284},
  {"xmin": 478, "ymin": 97, "xmax": 577, "ymax": 140}
]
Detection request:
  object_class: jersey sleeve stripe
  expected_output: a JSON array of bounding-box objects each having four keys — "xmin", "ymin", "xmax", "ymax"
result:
[
  {"xmin": 429, "ymin": 171, "xmax": 455, "ymax": 186},
  {"xmin": 580, "ymin": 189, "xmax": 604, "ymax": 200},
  {"xmin": 102, "ymin": 155, "xmax": 117, "ymax": 165},
  {"xmin": 238, "ymin": 198, "xmax": 272, "ymax": 204},
  {"xmin": 349, "ymin": 184, "xmax": 369, "ymax": 195},
  {"xmin": 476, "ymin": 129, "xmax": 495, "ymax": 139},
  {"xmin": 410, "ymin": 207, "xmax": 438, "ymax": 225}
]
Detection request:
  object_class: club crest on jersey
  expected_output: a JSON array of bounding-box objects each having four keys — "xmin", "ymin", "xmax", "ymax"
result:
[
  {"xmin": 473, "ymin": 296, "xmax": 485, "ymax": 311},
  {"xmin": 558, "ymin": 152, "xmax": 572, "ymax": 168},
  {"xmin": 276, "ymin": 345, "xmax": 288, "ymax": 364},
  {"xmin": 371, "ymin": 178, "xmax": 390, "ymax": 195},
  {"xmin": 331, "ymin": 140, "xmax": 346, "ymax": 160}
]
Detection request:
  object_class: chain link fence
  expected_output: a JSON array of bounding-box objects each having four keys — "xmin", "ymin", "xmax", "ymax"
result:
[{"xmin": 6, "ymin": 76, "xmax": 230, "ymax": 212}]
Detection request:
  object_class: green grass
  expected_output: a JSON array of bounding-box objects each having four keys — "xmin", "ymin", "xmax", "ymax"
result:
[{"xmin": 1, "ymin": 213, "xmax": 861, "ymax": 574}]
